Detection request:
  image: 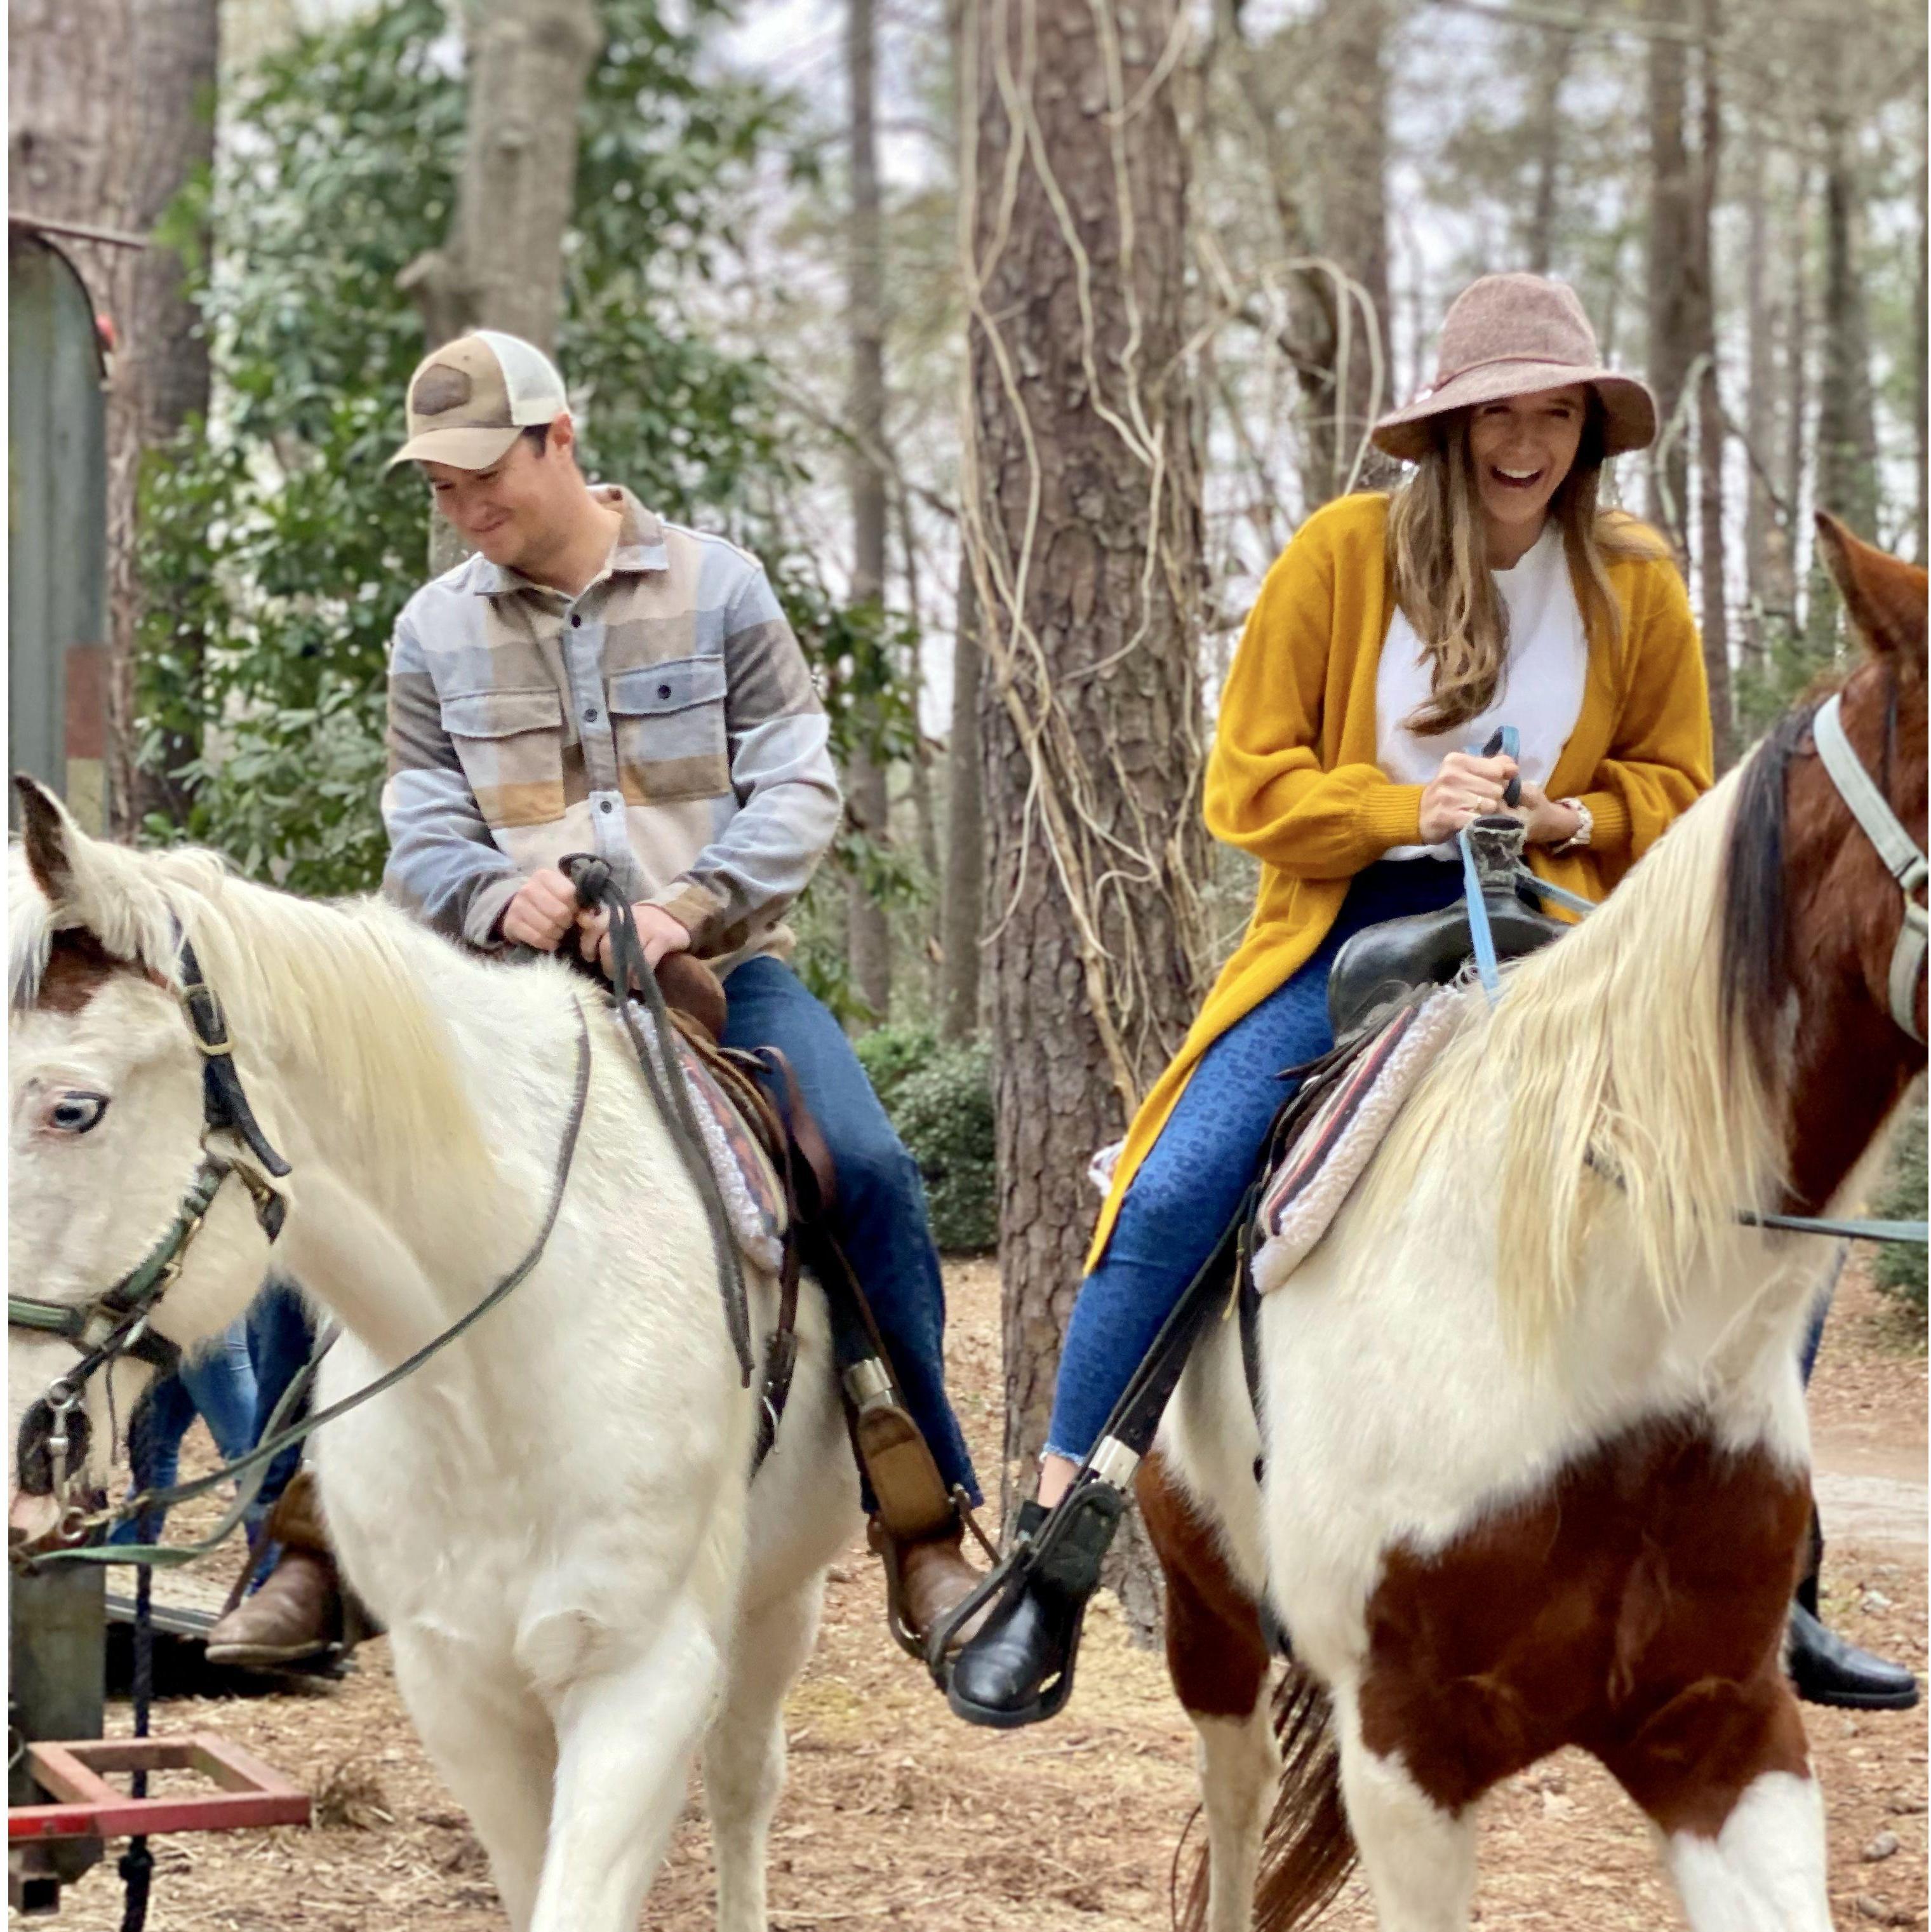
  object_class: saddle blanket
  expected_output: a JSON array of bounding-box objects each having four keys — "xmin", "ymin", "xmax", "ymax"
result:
[
  {"xmin": 610, "ymin": 1008, "xmax": 787, "ymax": 1276},
  {"xmin": 1250, "ymin": 988, "xmax": 1464, "ymax": 1296}
]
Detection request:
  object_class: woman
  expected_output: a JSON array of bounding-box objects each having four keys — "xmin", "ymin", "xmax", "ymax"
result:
[{"xmin": 948, "ymin": 271, "xmax": 1713, "ymax": 1726}]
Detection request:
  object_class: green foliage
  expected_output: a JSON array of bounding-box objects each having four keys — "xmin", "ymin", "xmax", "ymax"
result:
[
  {"xmin": 1871, "ymin": 1103, "xmax": 1927, "ymax": 1318},
  {"xmin": 137, "ymin": 0, "xmax": 795, "ymax": 891},
  {"xmin": 855, "ymin": 1023, "xmax": 996, "ymax": 1253}
]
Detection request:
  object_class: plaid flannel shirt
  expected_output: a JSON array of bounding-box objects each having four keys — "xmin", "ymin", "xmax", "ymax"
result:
[{"xmin": 382, "ymin": 486, "xmax": 841, "ymax": 971}]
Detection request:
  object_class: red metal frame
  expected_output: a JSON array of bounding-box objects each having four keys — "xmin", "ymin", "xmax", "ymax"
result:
[{"xmin": 8, "ymin": 1734, "xmax": 311, "ymax": 1841}]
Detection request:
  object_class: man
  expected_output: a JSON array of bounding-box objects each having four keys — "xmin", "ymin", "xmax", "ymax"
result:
[{"xmin": 378, "ymin": 328, "xmax": 984, "ymax": 1647}]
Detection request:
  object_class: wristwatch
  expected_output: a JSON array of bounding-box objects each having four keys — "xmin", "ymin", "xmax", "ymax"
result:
[{"xmin": 1552, "ymin": 796, "xmax": 1593, "ymax": 854}]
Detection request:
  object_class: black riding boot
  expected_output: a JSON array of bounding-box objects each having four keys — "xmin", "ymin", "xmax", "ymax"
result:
[
  {"xmin": 1787, "ymin": 1534, "xmax": 1920, "ymax": 1710},
  {"xmin": 946, "ymin": 1481, "xmax": 1126, "ymax": 1729}
]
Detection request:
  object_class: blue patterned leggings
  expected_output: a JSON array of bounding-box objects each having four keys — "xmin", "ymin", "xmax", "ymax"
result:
[{"xmin": 1043, "ymin": 859, "xmax": 1467, "ymax": 1462}]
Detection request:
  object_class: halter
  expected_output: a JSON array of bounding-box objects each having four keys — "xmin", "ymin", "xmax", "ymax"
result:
[
  {"xmin": 1812, "ymin": 690, "xmax": 1927, "ymax": 1042},
  {"xmin": 10, "ymin": 930, "xmax": 291, "ymax": 1510}
]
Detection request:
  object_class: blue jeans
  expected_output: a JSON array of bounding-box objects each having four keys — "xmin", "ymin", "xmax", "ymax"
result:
[
  {"xmin": 1045, "ymin": 859, "xmax": 1469, "ymax": 1463},
  {"xmin": 246, "ymin": 1282, "xmax": 315, "ymax": 1522},
  {"xmin": 113, "ymin": 1324, "xmax": 258, "ymax": 1543},
  {"xmin": 721, "ymin": 955, "xmax": 981, "ymax": 1506}
]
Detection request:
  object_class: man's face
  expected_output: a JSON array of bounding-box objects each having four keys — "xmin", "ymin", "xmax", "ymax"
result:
[{"xmin": 421, "ymin": 424, "xmax": 571, "ymax": 570}]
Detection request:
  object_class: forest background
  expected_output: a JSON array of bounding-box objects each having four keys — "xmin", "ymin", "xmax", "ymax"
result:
[{"xmin": 11, "ymin": 0, "xmax": 1928, "ymax": 1614}]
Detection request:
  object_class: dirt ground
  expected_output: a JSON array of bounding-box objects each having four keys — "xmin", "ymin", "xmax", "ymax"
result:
[{"xmin": 44, "ymin": 1254, "xmax": 1929, "ymax": 1930}]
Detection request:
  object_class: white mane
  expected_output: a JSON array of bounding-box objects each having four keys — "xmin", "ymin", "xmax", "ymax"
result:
[
  {"xmin": 1355, "ymin": 758, "xmax": 1783, "ymax": 1349},
  {"xmin": 10, "ymin": 836, "xmax": 493, "ymax": 1202}
]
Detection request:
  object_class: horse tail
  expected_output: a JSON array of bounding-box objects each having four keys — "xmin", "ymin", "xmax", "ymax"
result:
[
  {"xmin": 1253, "ymin": 1659, "xmax": 1356, "ymax": 1931},
  {"xmin": 1172, "ymin": 1656, "xmax": 1356, "ymax": 1932}
]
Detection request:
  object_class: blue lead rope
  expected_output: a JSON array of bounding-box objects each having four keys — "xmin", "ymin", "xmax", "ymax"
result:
[{"xmin": 1459, "ymin": 827, "xmax": 1502, "ymax": 1003}]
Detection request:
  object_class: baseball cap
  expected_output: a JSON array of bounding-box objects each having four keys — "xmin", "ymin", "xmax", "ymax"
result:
[{"xmin": 387, "ymin": 330, "xmax": 569, "ymax": 470}]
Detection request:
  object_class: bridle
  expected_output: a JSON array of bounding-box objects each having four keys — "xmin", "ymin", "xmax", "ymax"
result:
[
  {"xmin": 10, "ymin": 930, "xmax": 292, "ymax": 1514},
  {"xmin": 1812, "ymin": 687, "xmax": 1927, "ymax": 1043}
]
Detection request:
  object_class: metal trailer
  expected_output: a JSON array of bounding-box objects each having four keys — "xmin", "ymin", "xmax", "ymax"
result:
[{"xmin": 6, "ymin": 215, "xmax": 311, "ymax": 1919}]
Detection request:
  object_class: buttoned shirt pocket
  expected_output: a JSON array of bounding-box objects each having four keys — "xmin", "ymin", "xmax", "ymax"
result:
[
  {"xmin": 439, "ymin": 687, "xmax": 566, "ymax": 829},
  {"xmin": 610, "ymin": 656, "xmax": 730, "ymax": 803}
]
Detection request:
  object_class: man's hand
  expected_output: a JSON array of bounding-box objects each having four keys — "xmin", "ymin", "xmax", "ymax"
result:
[
  {"xmin": 499, "ymin": 868, "xmax": 582, "ymax": 951},
  {"xmin": 1417, "ymin": 751, "xmax": 1519, "ymax": 844},
  {"xmin": 577, "ymin": 901, "xmax": 693, "ymax": 981}
]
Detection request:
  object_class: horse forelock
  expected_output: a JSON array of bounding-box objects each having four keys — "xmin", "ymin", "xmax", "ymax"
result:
[{"xmin": 1355, "ymin": 767, "xmax": 1781, "ymax": 1352}]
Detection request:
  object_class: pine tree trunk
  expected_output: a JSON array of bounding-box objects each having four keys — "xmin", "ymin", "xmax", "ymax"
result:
[
  {"xmin": 1523, "ymin": 22, "xmax": 1575, "ymax": 277},
  {"xmin": 940, "ymin": 566, "xmax": 984, "ymax": 1043},
  {"xmin": 399, "ymin": 0, "xmax": 602, "ymax": 575},
  {"xmin": 1914, "ymin": 158, "xmax": 1928, "ymax": 567},
  {"xmin": 968, "ymin": 0, "xmax": 1209, "ymax": 1635},
  {"xmin": 1692, "ymin": 0, "xmax": 1732, "ymax": 767},
  {"xmin": 1809, "ymin": 117, "xmax": 1880, "ymax": 654},
  {"xmin": 845, "ymin": 0, "xmax": 893, "ymax": 1022},
  {"xmin": 1306, "ymin": 0, "xmax": 1393, "ymax": 504},
  {"xmin": 1645, "ymin": 0, "xmax": 1694, "ymax": 547},
  {"xmin": 1741, "ymin": 134, "xmax": 1774, "ymax": 669},
  {"xmin": 125, "ymin": 0, "xmax": 219, "ymax": 829}
]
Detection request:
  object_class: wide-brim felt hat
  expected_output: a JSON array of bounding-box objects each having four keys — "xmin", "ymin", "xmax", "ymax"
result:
[{"xmin": 1372, "ymin": 272, "xmax": 1657, "ymax": 463}]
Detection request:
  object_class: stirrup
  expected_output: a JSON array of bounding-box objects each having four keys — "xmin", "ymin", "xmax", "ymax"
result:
[{"xmin": 924, "ymin": 1476, "xmax": 1125, "ymax": 1691}]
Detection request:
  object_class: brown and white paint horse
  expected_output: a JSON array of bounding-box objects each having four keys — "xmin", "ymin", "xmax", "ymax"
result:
[{"xmin": 1142, "ymin": 514, "xmax": 1925, "ymax": 1932}]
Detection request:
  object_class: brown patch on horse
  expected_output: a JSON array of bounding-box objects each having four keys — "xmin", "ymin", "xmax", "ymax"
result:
[
  {"xmin": 1138, "ymin": 1452, "xmax": 1270, "ymax": 1719},
  {"xmin": 1777, "ymin": 658, "xmax": 1928, "ymax": 1206},
  {"xmin": 1355, "ymin": 1418, "xmax": 1810, "ymax": 1838},
  {"xmin": 34, "ymin": 929, "xmax": 133, "ymax": 1016},
  {"xmin": 1141, "ymin": 1454, "xmax": 1358, "ymax": 1932}
]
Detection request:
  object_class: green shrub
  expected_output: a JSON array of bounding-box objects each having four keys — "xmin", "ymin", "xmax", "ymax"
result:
[
  {"xmin": 1871, "ymin": 1103, "xmax": 1927, "ymax": 1319},
  {"xmin": 855, "ymin": 1024, "xmax": 996, "ymax": 1254},
  {"xmin": 854, "ymin": 1023, "xmax": 939, "ymax": 1110}
]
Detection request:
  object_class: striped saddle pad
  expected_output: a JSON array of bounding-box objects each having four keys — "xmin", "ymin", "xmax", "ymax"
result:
[{"xmin": 1250, "ymin": 988, "xmax": 1464, "ymax": 1295}]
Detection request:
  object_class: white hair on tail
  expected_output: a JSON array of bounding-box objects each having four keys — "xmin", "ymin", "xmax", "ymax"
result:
[
  {"xmin": 10, "ymin": 828, "xmax": 491, "ymax": 1205},
  {"xmin": 1353, "ymin": 758, "xmax": 1783, "ymax": 1352}
]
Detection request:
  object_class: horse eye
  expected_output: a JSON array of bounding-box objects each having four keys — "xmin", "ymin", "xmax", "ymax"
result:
[{"xmin": 49, "ymin": 1092, "xmax": 109, "ymax": 1134}]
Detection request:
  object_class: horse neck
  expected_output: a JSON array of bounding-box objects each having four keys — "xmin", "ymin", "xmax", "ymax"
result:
[{"xmin": 235, "ymin": 909, "xmax": 584, "ymax": 1362}]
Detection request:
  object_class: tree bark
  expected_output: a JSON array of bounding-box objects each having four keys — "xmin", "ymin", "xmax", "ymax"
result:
[
  {"xmin": 10, "ymin": 0, "xmax": 217, "ymax": 837},
  {"xmin": 399, "ymin": 0, "xmax": 602, "ymax": 575},
  {"xmin": 1808, "ymin": 113, "xmax": 1880, "ymax": 655},
  {"xmin": 1741, "ymin": 132, "xmax": 1775, "ymax": 668},
  {"xmin": 1523, "ymin": 22, "xmax": 1575, "ymax": 276},
  {"xmin": 1306, "ymin": 0, "xmax": 1393, "ymax": 504},
  {"xmin": 845, "ymin": 0, "xmax": 893, "ymax": 1021},
  {"xmin": 940, "ymin": 565, "xmax": 984, "ymax": 1043},
  {"xmin": 968, "ymin": 0, "xmax": 1210, "ymax": 1634},
  {"xmin": 1914, "ymin": 158, "xmax": 1928, "ymax": 567},
  {"xmin": 1645, "ymin": 0, "xmax": 1694, "ymax": 548},
  {"xmin": 1692, "ymin": 0, "xmax": 1732, "ymax": 768}
]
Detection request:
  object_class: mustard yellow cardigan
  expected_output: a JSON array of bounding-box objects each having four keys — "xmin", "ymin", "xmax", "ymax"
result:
[{"xmin": 1085, "ymin": 490, "xmax": 1714, "ymax": 1271}]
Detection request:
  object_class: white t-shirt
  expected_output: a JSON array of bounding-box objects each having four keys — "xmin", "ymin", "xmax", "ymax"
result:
[{"xmin": 1375, "ymin": 520, "xmax": 1586, "ymax": 861}]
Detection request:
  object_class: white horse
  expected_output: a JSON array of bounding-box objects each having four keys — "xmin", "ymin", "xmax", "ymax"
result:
[
  {"xmin": 8, "ymin": 795, "xmax": 860, "ymax": 1932},
  {"xmin": 1140, "ymin": 515, "xmax": 1927, "ymax": 1932}
]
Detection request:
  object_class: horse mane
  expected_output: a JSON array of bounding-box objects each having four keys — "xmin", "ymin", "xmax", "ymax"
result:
[
  {"xmin": 1356, "ymin": 756, "xmax": 1784, "ymax": 1350},
  {"xmin": 10, "ymin": 839, "xmax": 492, "ymax": 1201}
]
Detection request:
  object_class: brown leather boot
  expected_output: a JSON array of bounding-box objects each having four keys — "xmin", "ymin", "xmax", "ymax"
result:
[
  {"xmin": 871, "ymin": 1517, "xmax": 989, "ymax": 1656},
  {"xmin": 206, "ymin": 1470, "xmax": 344, "ymax": 1668},
  {"xmin": 204, "ymin": 1548, "xmax": 339, "ymax": 1667}
]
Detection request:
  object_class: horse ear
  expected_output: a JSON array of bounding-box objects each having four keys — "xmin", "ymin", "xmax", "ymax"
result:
[
  {"xmin": 13, "ymin": 775, "xmax": 81, "ymax": 905},
  {"xmin": 1814, "ymin": 511, "xmax": 1927, "ymax": 682}
]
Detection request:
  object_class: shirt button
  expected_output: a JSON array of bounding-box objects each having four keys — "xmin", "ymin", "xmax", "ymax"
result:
[
  {"xmin": 585, "ymin": 707, "xmax": 599, "ymax": 723},
  {"xmin": 599, "ymin": 799, "xmax": 613, "ymax": 815},
  {"xmin": 570, "ymin": 614, "xmax": 582, "ymax": 628},
  {"xmin": 657, "ymin": 683, "xmax": 671, "ymax": 700}
]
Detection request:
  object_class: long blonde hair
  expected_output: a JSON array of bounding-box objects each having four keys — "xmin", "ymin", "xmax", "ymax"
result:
[{"xmin": 1385, "ymin": 394, "xmax": 1664, "ymax": 736}]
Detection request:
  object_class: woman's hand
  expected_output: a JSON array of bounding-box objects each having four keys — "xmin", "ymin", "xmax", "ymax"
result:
[
  {"xmin": 1514, "ymin": 782, "xmax": 1582, "ymax": 846},
  {"xmin": 1417, "ymin": 751, "xmax": 1519, "ymax": 843}
]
